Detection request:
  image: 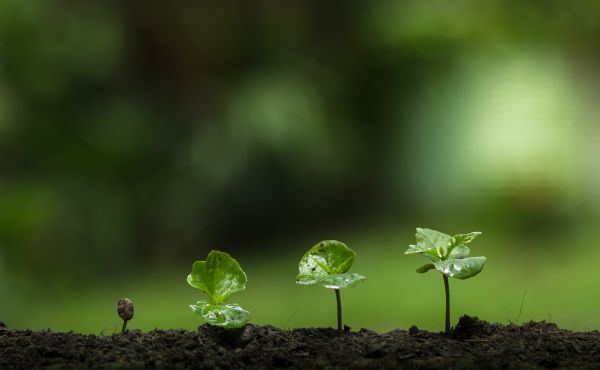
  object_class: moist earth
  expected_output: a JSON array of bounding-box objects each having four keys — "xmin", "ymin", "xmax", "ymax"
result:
[{"xmin": 0, "ymin": 316, "xmax": 598, "ymax": 369}]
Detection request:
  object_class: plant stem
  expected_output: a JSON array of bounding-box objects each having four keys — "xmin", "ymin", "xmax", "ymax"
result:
[
  {"xmin": 335, "ymin": 288, "xmax": 342, "ymax": 332},
  {"xmin": 443, "ymin": 274, "xmax": 451, "ymax": 335},
  {"xmin": 121, "ymin": 320, "xmax": 128, "ymax": 334}
]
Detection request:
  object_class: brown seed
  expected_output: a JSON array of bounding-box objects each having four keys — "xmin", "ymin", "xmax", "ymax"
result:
[{"xmin": 117, "ymin": 298, "xmax": 134, "ymax": 322}]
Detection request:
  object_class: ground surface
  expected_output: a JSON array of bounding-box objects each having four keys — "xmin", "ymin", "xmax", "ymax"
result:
[{"xmin": 0, "ymin": 316, "xmax": 598, "ymax": 369}]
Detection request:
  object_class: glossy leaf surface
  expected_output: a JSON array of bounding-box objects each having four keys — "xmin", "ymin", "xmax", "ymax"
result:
[
  {"xmin": 296, "ymin": 240, "xmax": 366, "ymax": 289},
  {"xmin": 190, "ymin": 300, "xmax": 250, "ymax": 328},
  {"xmin": 405, "ymin": 228, "xmax": 452, "ymax": 258},
  {"xmin": 406, "ymin": 228, "xmax": 486, "ymax": 280},
  {"xmin": 316, "ymin": 272, "xmax": 367, "ymax": 289},
  {"xmin": 448, "ymin": 245, "xmax": 470, "ymax": 259},
  {"xmin": 187, "ymin": 250, "xmax": 247, "ymax": 305},
  {"xmin": 433, "ymin": 256, "xmax": 487, "ymax": 279},
  {"xmin": 447, "ymin": 232, "xmax": 481, "ymax": 256}
]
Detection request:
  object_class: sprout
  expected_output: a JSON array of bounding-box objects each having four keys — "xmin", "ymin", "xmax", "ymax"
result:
[
  {"xmin": 296, "ymin": 240, "xmax": 366, "ymax": 332},
  {"xmin": 117, "ymin": 298, "xmax": 134, "ymax": 334},
  {"xmin": 406, "ymin": 228, "xmax": 486, "ymax": 335},
  {"xmin": 187, "ymin": 250, "xmax": 250, "ymax": 328}
]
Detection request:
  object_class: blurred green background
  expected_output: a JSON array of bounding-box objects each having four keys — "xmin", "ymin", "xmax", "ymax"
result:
[{"xmin": 2, "ymin": 0, "xmax": 600, "ymax": 334}]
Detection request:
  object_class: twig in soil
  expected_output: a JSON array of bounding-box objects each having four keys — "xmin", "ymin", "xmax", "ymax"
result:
[{"xmin": 516, "ymin": 289, "xmax": 527, "ymax": 324}]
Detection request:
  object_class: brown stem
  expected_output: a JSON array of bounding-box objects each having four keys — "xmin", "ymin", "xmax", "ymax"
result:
[{"xmin": 335, "ymin": 289, "xmax": 342, "ymax": 332}]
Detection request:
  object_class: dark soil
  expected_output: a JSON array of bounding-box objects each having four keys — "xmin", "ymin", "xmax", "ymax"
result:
[{"xmin": 1, "ymin": 316, "xmax": 599, "ymax": 369}]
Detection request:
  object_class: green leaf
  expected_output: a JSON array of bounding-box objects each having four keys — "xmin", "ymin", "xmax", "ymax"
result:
[
  {"xmin": 317, "ymin": 272, "xmax": 366, "ymax": 289},
  {"xmin": 433, "ymin": 256, "xmax": 487, "ymax": 279},
  {"xmin": 405, "ymin": 245, "xmax": 441, "ymax": 262},
  {"xmin": 446, "ymin": 232, "xmax": 481, "ymax": 256},
  {"xmin": 448, "ymin": 245, "xmax": 470, "ymax": 259},
  {"xmin": 296, "ymin": 240, "xmax": 366, "ymax": 289},
  {"xmin": 416, "ymin": 263, "xmax": 435, "ymax": 273},
  {"xmin": 451, "ymin": 232, "xmax": 481, "ymax": 245},
  {"xmin": 405, "ymin": 228, "xmax": 451, "ymax": 258},
  {"xmin": 190, "ymin": 300, "xmax": 250, "ymax": 328},
  {"xmin": 187, "ymin": 250, "xmax": 247, "ymax": 305},
  {"xmin": 420, "ymin": 250, "xmax": 442, "ymax": 262},
  {"xmin": 297, "ymin": 240, "xmax": 355, "ymax": 278}
]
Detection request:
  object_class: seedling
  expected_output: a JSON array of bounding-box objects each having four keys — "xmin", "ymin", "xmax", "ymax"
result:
[
  {"xmin": 187, "ymin": 250, "xmax": 250, "ymax": 328},
  {"xmin": 405, "ymin": 228, "xmax": 486, "ymax": 335},
  {"xmin": 296, "ymin": 240, "xmax": 366, "ymax": 332},
  {"xmin": 117, "ymin": 298, "xmax": 134, "ymax": 334}
]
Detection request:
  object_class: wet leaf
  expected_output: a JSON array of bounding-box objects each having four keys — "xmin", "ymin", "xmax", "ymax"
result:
[
  {"xmin": 407, "ymin": 228, "xmax": 486, "ymax": 280},
  {"xmin": 446, "ymin": 232, "xmax": 481, "ymax": 256},
  {"xmin": 190, "ymin": 300, "xmax": 250, "ymax": 328},
  {"xmin": 296, "ymin": 240, "xmax": 366, "ymax": 289},
  {"xmin": 448, "ymin": 245, "xmax": 470, "ymax": 259},
  {"xmin": 451, "ymin": 232, "xmax": 481, "ymax": 246},
  {"xmin": 433, "ymin": 256, "xmax": 487, "ymax": 279},
  {"xmin": 187, "ymin": 250, "xmax": 247, "ymax": 305},
  {"xmin": 405, "ymin": 228, "xmax": 451, "ymax": 258},
  {"xmin": 318, "ymin": 272, "xmax": 366, "ymax": 289},
  {"xmin": 419, "ymin": 250, "xmax": 442, "ymax": 262}
]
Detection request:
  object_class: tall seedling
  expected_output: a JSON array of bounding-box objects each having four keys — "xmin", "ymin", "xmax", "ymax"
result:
[{"xmin": 405, "ymin": 228, "xmax": 486, "ymax": 335}]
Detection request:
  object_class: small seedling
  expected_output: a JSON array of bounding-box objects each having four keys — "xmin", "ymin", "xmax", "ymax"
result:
[
  {"xmin": 296, "ymin": 240, "xmax": 366, "ymax": 332},
  {"xmin": 187, "ymin": 250, "xmax": 250, "ymax": 328},
  {"xmin": 405, "ymin": 228, "xmax": 486, "ymax": 335},
  {"xmin": 117, "ymin": 298, "xmax": 134, "ymax": 333}
]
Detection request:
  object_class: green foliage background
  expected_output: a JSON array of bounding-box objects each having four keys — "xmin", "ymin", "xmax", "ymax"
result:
[{"xmin": 1, "ymin": 0, "xmax": 600, "ymax": 333}]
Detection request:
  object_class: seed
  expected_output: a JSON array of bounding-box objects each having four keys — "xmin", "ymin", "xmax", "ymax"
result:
[{"xmin": 117, "ymin": 298, "xmax": 134, "ymax": 322}]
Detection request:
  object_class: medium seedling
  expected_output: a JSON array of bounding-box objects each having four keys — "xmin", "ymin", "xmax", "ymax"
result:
[
  {"xmin": 296, "ymin": 240, "xmax": 366, "ymax": 332},
  {"xmin": 405, "ymin": 228, "xmax": 486, "ymax": 335},
  {"xmin": 187, "ymin": 250, "xmax": 250, "ymax": 328}
]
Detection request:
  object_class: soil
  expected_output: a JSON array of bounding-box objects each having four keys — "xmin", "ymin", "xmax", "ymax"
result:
[{"xmin": 1, "ymin": 316, "xmax": 599, "ymax": 369}]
